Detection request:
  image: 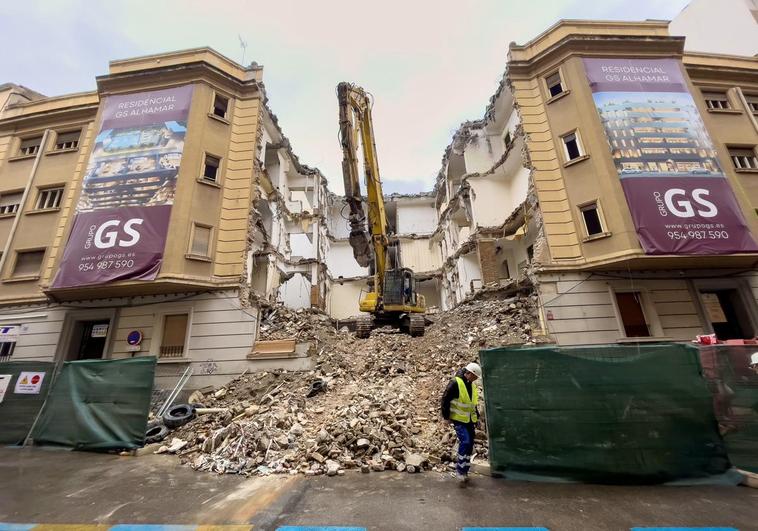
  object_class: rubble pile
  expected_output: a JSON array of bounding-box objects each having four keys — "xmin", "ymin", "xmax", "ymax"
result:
[{"xmin": 169, "ymin": 289, "xmax": 542, "ymax": 477}]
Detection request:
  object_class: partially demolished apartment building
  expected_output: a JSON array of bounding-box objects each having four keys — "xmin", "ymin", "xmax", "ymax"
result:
[
  {"xmin": 3, "ymin": 19, "xmax": 758, "ymax": 389},
  {"xmin": 435, "ymin": 19, "xmax": 758, "ymax": 345},
  {"xmin": 0, "ymin": 49, "xmax": 341, "ymax": 388}
]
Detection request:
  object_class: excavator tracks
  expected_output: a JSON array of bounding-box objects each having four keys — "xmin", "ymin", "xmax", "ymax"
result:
[
  {"xmin": 355, "ymin": 315, "xmax": 374, "ymax": 339},
  {"xmin": 408, "ymin": 314, "xmax": 425, "ymax": 337}
]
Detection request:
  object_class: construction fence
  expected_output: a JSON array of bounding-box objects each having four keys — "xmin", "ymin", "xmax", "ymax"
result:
[
  {"xmin": 0, "ymin": 357, "xmax": 156, "ymax": 450},
  {"xmin": 480, "ymin": 343, "xmax": 758, "ymax": 483}
]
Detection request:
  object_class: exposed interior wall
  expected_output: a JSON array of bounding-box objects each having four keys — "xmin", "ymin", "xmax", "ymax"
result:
[
  {"xmin": 399, "ymin": 238, "xmax": 442, "ymax": 273},
  {"xmin": 457, "ymin": 251, "xmax": 482, "ymax": 301},
  {"xmin": 396, "ymin": 200, "xmax": 437, "ymax": 235},
  {"xmin": 328, "ymin": 279, "xmax": 367, "ymax": 320},
  {"xmin": 278, "ymin": 273, "xmax": 312, "ymax": 309},
  {"xmin": 417, "ymin": 277, "xmax": 442, "ymax": 309},
  {"xmin": 326, "ymin": 240, "xmax": 368, "ymax": 278}
]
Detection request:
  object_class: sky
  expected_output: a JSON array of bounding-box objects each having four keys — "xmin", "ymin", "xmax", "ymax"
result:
[{"xmin": 0, "ymin": 0, "xmax": 690, "ymax": 194}]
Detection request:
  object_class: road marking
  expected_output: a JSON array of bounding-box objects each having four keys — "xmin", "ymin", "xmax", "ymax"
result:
[
  {"xmin": 0, "ymin": 527, "xmax": 253, "ymax": 531},
  {"xmin": 276, "ymin": 527, "xmax": 367, "ymax": 531},
  {"xmin": 461, "ymin": 528, "xmax": 550, "ymax": 531}
]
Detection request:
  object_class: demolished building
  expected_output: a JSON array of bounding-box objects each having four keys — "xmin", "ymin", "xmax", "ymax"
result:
[
  {"xmin": 434, "ymin": 19, "xmax": 758, "ymax": 345},
  {"xmin": 2, "ymin": 18, "xmax": 758, "ymax": 392}
]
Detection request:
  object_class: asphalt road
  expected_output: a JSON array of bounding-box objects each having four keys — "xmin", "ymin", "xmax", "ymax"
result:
[{"xmin": 0, "ymin": 447, "xmax": 756, "ymax": 531}]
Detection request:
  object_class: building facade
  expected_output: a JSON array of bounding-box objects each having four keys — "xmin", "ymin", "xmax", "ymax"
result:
[
  {"xmin": 3, "ymin": 19, "xmax": 758, "ymax": 389},
  {"xmin": 0, "ymin": 49, "xmax": 332, "ymax": 389},
  {"xmin": 435, "ymin": 20, "xmax": 758, "ymax": 345}
]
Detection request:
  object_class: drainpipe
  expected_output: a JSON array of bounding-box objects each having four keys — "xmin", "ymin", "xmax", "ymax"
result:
[
  {"xmin": 735, "ymin": 87, "xmax": 758, "ymax": 135},
  {"xmin": 0, "ymin": 129, "xmax": 50, "ymax": 277}
]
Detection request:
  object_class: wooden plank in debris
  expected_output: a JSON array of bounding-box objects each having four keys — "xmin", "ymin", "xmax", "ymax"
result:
[{"xmin": 251, "ymin": 339, "xmax": 297, "ymax": 357}]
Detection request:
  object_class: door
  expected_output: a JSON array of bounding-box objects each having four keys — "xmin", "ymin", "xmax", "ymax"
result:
[
  {"xmin": 700, "ymin": 289, "xmax": 754, "ymax": 340},
  {"xmin": 72, "ymin": 320, "xmax": 110, "ymax": 360}
]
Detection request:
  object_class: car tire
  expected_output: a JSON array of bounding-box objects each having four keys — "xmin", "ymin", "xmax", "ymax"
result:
[
  {"xmin": 163, "ymin": 403, "xmax": 196, "ymax": 429},
  {"xmin": 145, "ymin": 423, "xmax": 169, "ymax": 444}
]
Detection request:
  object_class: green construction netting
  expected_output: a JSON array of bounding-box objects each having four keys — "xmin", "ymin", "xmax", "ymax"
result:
[
  {"xmin": 31, "ymin": 356, "xmax": 156, "ymax": 450},
  {"xmin": 480, "ymin": 343, "xmax": 730, "ymax": 484},
  {"xmin": 0, "ymin": 361, "xmax": 54, "ymax": 445},
  {"xmin": 699, "ymin": 345, "xmax": 758, "ymax": 473}
]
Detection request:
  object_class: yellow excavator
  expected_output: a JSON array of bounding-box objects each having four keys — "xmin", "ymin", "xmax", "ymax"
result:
[{"xmin": 337, "ymin": 82, "xmax": 426, "ymax": 338}]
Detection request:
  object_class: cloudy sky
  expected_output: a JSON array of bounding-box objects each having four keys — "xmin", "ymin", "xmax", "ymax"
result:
[{"xmin": 1, "ymin": 0, "xmax": 689, "ymax": 193}]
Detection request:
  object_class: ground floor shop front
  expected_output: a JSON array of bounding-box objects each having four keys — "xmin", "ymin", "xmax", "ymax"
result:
[
  {"xmin": 538, "ymin": 269, "xmax": 758, "ymax": 345},
  {"xmin": 0, "ymin": 289, "xmax": 312, "ymax": 390}
]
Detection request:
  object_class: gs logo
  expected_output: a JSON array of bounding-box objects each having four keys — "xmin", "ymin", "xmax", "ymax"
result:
[
  {"xmin": 654, "ymin": 188, "xmax": 718, "ymax": 218},
  {"xmin": 86, "ymin": 218, "xmax": 144, "ymax": 249}
]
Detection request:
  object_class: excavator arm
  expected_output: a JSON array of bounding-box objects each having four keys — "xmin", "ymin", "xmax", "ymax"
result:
[{"xmin": 337, "ymin": 82, "xmax": 390, "ymax": 295}]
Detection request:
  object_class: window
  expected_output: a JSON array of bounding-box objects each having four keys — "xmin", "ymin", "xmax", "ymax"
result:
[
  {"xmin": 545, "ymin": 72, "xmax": 565, "ymax": 98},
  {"xmin": 190, "ymin": 224, "xmax": 212, "ymax": 257},
  {"xmin": 18, "ymin": 136, "xmax": 42, "ymax": 157},
  {"xmin": 561, "ymin": 132, "xmax": 583, "ymax": 161},
  {"xmin": 212, "ymin": 93, "xmax": 229, "ymax": 119},
  {"xmin": 615, "ymin": 291, "xmax": 651, "ymax": 337},
  {"xmin": 202, "ymin": 154, "xmax": 220, "ymax": 183},
  {"xmin": 699, "ymin": 289, "xmax": 755, "ymax": 340},
  {"xmin": 703, "ymin": 91, "xmax": 731, "ymax": 110},
  {"xmin": 160, "ymin": 313, "xmax": 188, "ymax": 358},
  {"xmin": 729, "ymin": 147, "xmax": 758, "ymax": 170},
  {"xmin": 0, "ymin": 340, "xmax": 16, "ymax": 361},
  {"xmin": 0, "ymin": 192, "xmax": 22, "ymax": 215},
  {"xmin": 13, "ymin": 250, "xmax": 44, "ymax": 278},
  {"xmin": 580, "ymin": 203, "xmax": 604, "ymax": 236},
  {"xmin": 54, "ymin": 130, "xmax": 80, "ymax": 151},
  {"xmin": 35, "ymin": 187, "xmax": 63, "ymax": 210}
]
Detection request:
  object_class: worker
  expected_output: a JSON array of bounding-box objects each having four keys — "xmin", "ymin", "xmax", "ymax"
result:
[
  {"xmin": 440, "ymin": 362, "xmax": 482, "ymax": 486},
  {"xmin": 750, "ymin": 352, "xmax": 758, "ymax": 375}
]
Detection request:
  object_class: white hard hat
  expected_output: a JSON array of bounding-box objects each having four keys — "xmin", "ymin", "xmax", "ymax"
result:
[
  {"xmin": 465, "ymin": 362, "xmax": 482, "ymax": 379},
  {"xmin": 750, "ymin": 352, "xmax": 758, "ymax": 367}
]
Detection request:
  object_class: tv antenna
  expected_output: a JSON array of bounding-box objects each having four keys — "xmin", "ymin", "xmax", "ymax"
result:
[{"xmin": 238, "ymin": 35, "xmax": 248, "ymax": 66}]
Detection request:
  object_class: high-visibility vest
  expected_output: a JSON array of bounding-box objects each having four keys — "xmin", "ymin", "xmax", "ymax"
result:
[{"xmin": 449, "ymin": 376, "xmax": 478, "ymax": 423}]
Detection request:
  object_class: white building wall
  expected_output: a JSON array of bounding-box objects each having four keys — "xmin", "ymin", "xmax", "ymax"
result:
[
  {"xmin": 326, "ymin": 240, "xmax": 368, "ymax": 278},
  {"xmin": 0, "ymin": 305, "xmax": 67, "ymax": 362},
  {"xmin": 328, "ymin": 280, "xmax": 367, "ymax": 320},
  {"xmin": 536, "ymin": 271, "xmax": 758, "ymax": 346},
  {"xmin": 278, "ymin": 273, "xmax": 312, "ymax": 310},
  {"xmin": 290, "ymin": 233, "xmax": 315, "ymax": 260},
  {"xmin": 670, "ymin": 0, "xmax": 758, "ymax": 56},
  {"xmin": 396, "ymin": 201, "xmax": 437, "ymax": 234}
]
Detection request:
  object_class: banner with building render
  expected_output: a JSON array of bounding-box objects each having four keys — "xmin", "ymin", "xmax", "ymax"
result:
[
  {"xmin": 583, "ymin": 58, "xmax": 758, "ymax": 254},
  {"xmin": 52, "ymin": 85, "xmax": 193, "ymax": 288}
]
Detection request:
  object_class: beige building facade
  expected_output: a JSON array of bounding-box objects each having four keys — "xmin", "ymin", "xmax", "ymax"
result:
[
  {"xmin": 434, "ymin": 20, "xmax": 758, "ymax": 345},
  {"xmin": 0, "ymin": 49, "xmax": 329, "ymax": 388}
]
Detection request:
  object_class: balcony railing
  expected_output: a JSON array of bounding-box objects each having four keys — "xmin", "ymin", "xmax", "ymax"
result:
[{"xmin": 159, "ymin": 345, "xmax": 185, "ymax": 358}]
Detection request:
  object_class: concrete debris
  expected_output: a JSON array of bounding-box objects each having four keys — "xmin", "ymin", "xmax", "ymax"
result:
[{"xmin": 171, "ymin": 289, "xmax": 542, "ymax": 477}]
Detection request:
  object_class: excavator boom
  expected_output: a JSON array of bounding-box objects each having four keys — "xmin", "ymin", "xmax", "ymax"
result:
[{"xmin": 336, "ymin": 82, "xmax": 426, "ymax": 338}]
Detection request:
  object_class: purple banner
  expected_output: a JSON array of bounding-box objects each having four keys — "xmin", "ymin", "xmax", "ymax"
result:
[
  {"xmin": 583, "ymin": 57, "xmax": 758, "ymax": 254},
  {"xmin": 53, "ymin": 85, "xmax": 194, "ymax": 288}
]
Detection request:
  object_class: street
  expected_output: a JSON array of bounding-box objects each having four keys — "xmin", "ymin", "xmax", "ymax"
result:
[{"xmin": 0, "ymin": 448, "xmax": 756, "ymax": 531}]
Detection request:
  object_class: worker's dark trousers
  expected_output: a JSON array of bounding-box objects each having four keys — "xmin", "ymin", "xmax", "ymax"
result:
[{"xmin": 453, "ymin": 421, "xmax": 475, "ymax": 476}]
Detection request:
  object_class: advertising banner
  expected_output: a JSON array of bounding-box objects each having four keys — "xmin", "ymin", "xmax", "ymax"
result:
[
  {"xmin": 52, "ymin": 85, "xmax": 194, "ymax": 288},
  {"xmin": 583, "ymin": 58, "xmax": 758, "ymax": 254}
]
